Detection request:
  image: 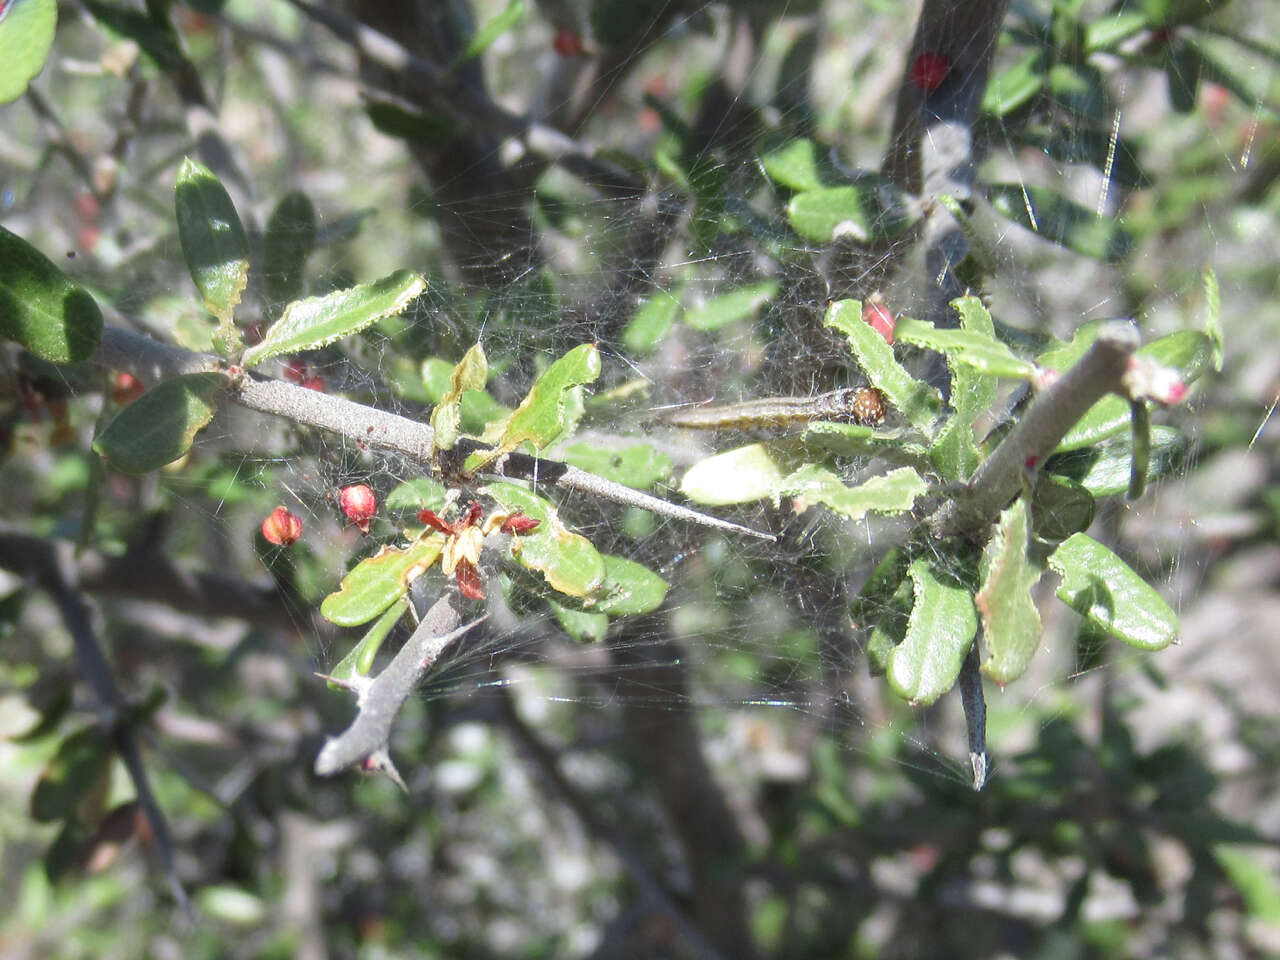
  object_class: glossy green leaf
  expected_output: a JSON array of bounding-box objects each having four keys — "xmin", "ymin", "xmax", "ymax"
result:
[
  {"xmin": 622, "ymin": 289, "xmax": 681, "ymax": 353},
  {"xmin": 684, "ymin": 281, "xmax": 778, "ymax": 332},
  {"xmin": 1029, "ymin": 473, "xmax": 1095, "ymax": 542},
  {"xmin": 0, "ymin": 0, "xmax": 56, "ymax": 104},
  {"xmin": 430, "ymin": 343, "xmax": 488, "ymax": 451},
  {"xmin": 680, "ymin": 443, "xmax": 787, "ymax": 506},
  {"xmin": 588, "ymin": 554, "xmax": 669, "ymax": 615},
  {"xmin": 0, "ymin": 225, "xmax": 103, "ymax": 363},
  {"xmin": 1049, "ymin": 533, "xmax": 1178, "ymax": 650},
  {"xmin": 930, "ymin": 297, "xmax": 1000, "ymax": 482},
  {"xmin": 243, "ymin": 270, "xmax": 426, "ymax": 367},
  {"xmin": 30, "ymin": 726, "xmax": 111, "ymax": 822},
  {"xmin": 175, "ymin": 157, "xmax": 250, "ymax": 324},
  {"xmin": 454, "ymin": 0, "xmax": 523, "ymax": 66},
  {"xmin": 1047, "ymin": 426, "xmax": 1188, "ymax": 497},
  {"xmin": 987, "ymin": 184, "xmax": 1134, "ymax": 262},
  {"xmin": 759, "ymin": 138, "xmax": 842, "ymax": 192},
  {"xmin": 1084, "ymin": 11, "xmax": 1150, "ymax": 52},
  {"xmin": 549, "ymin": 599, "xmax": 608, "ymax": 643},
  {"xmin": 560, "ymin": 443, "xmax": 672, "ymax": 490},
  {"xmin": 483, "ymin": 483, "xmax": 606, "ymax": 597},
  {"xmin": 975, "ymin": 499, "xmax": 1044, "ymax": 685},
  {"xmin": 319, "ymin": 535, "xmax": 445, "ymax": 627},
  {"xmin": 490, "ymin": 344, "xmax": 601, "ymax": 454},
  {"xmin": 982, "ymin": 50, "xmax": 1045, "ymax": 116},
  {"xmin": 262, "ymin": 191, "xmax": 316, "ymax": 314},
  {"xmin": 782, "ymin": 465, "xmax": 925, "ymax": 521},
  {"xmin": 327, "ymin": 598, "xmax": 408, "ymax": 686},
  {"xmin": 896, "ymin": 317, "xmax": 1036, "ymax": 379},
  {"xmin": 787, "ymin": 184, "xmax": 914, "ymax": 244},
  {"xmin": 887, "ymin": 559, "xmax": 977, "ymax": 705},
  {"xmin": 93, "ymin": 372, "xmax": 228, "ymax": 473},
  {"xmin": 824, "ymin": 299, "xmax": 941, "ymax": 433}
]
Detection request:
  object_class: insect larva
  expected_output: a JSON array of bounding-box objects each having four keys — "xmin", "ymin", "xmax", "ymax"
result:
[{"xmin": 658, "ymin": 387, "xmax": 887, "ymax": 430}]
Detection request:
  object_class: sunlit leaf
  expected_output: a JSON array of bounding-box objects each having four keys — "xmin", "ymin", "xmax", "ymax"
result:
[
  {"xmin": 588, "ymin": 554, "xmax": 669, "ymax": 616},
  {"xmin": 385, "ymin": 478, "xmax": 447, "ymax": 513},
  {"xmin": 1202, "ymin": 267, "xmax": 1222, "ymax": 372},
  {"xmin": 824, "ymin": 300, "xmax": 941, "ymax": 433},
  {"xmin": 483, "ymin": 483, "xmax": 606, "ymax": 597},
  {"xmin": 987, "ymin": 183, "xmax": 1134, "ymax": 262},
  {"xmin": 684, "ymin": 281, "xmax": 778, "ymax": 332},
  {"xmin": 320, "ymin": 535, "xmax": 445, "ymax": 627},
  {"xmin": 430, "ymin": 343, "xmax": 488, "ymax": 451},
  {"xmin": 895, "ymin": 317, "xmax": 1036, "ymax": 379},
  {"xmin": 93, "ymin": 372, "xmax": 228, "ymax": 473},
  {"xmin": 327, "ymin": 598, "xmax": 408, "ymax": 686},
  {"xmin": 680, "ymin": 443, "xmax": 787, "ymax": 506},
  {"xmin": 559, "ymin": 443, "xmax": 672, "ymax": 490},
  {"xmin": 787, "ymin": 183, "xmax": 914, "ymax": 244},
  {"xmin": 1214, "ymin": 845, "xmax": 1280, "ymax": 924},
  {"xmin": 759, "ymin": 137, "xmax": 842, "ymax": 192},
  {"xmin": 782, "ymin": 465, "xmax": 925, "ymax": 520},
  {"xmin": 243, "ymin": 270, "xmax": 426, "ymax": 367},
  {"xmin": 622, "ymin": 289, "xmax": 681, "ymax": 353},
  {"xmin": 0, "ymin": 0, "xmax": 56, "ymax": 104},
  {"xmin": 421, "ymin": 356, "xmax": 509, "ymax": 435},
  {"xmin": 487, "ymin": 344, "xmax": 601, "ymax": 454},
  {"xmin": 930, "ymin": 297, "xmax": 1000, "ymax": 482},
  {"xmin": 982, "ymin": 50, "xmax": 1045, "ymax": 116},
  {"xmin": 549, "ymin": 599, "xmax": 608, "ymax": 643},
  {"xmin": 196, "ymin": 886, "xmax": 267, "ymax": 927},
  {"xmin": 454, "ymin": 0, "xmax": 524, "ymax": 66},
  {"xmin": 1047, "ymin": 426, "xmax": 1189, "ymax": 497},
  {"xmin": 1049, "ymin": 533, "xmax": 1178, "ymax": 650},
  {"xmin": 1084, "ymin": 11, "xmax": 1149, "ymax": 52},
  {"xmin": 887, "ymin": 559, "xmax": 977, "ymax": 705},
  {"xmin": 0, "ymin": 225, "xmax": 103, "ymax": 363},
  {"xmin": 976, "ymin": 499, "xmax": 1044, "ymax": 685},
  {"xmin": 175, "ymin": 157, "xmax": 250, "ymax": 324}
]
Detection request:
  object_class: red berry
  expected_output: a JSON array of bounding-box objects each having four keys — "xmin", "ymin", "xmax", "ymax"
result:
[
  {"xmin": 862, "ymin": 301, "xmax": 896, "ymax": 344},
  {"xmin": 340, "ymin": 484, "xmax": 378, "ymax": 534},
  {"xmin": 553, "ymin": 28, "xmax": 585, "ymax": 58},
  {"xmin": 910, "ymin": 52, "xmax": 950, "ymax": 94},
  {"xmin": 111, "ymin": 372, "xmax": 145, "ymax": 406},
  {"xmin": 262, "ymin": 506, "xmax": 303, "ymax": 546}
]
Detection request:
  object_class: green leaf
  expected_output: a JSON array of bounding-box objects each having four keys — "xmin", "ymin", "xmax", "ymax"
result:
[
  {"xmin": 483, "ymin": 483, "xmax": 606, "ymax": 597},
  {"xmin": 824, "ymin": 300, "xmax": 941, "ymax": 433},
  {"xmin": 975, "ymin": 499, "xmax": 1044, "ymax": 685},
  {"xmin": 1046, "ymin": 62, "xmax": 1107, "ymax": 121},
  {"xmin": 82, "ymin": 0, "xmax": 184, "ymax": 70},
  {"xmin": 327, "ymin": 598, "xmax": 408, "ymax": 686},
  {"xmin": 559, "ymin": 443, "xmax": 672, "ymax": 490},
  {"xmin": 0, "ymin": 0, "xmax": 57, "ymax": 104},
  {"xmin": 684, "ymin": 282, "xmax": 778, "ymax": 332},
  {"xmin": 1166, "ymin": 38, "xmax": 1202, "ymax": 113},
  {"xmin": 1202, "ymin": 267, "xmax": 1222, "ymax": 372},
  {"xmin": 454, "ymin": 0, "xmax": 524, "ymax": 67},
  {"xmin": 895, "ymin": 317, "xmax": 1036, "ymax": 379},
  {"xmin": 887, "ymin": 559, "xmax": 977, "ymax": 705},
  {"xmin": 243, "ymin": 270, "xmax": 426, "ymax": 367},
  {"xmin": 759, "ymin": 138, "xmax": 842, "ymax": 192},
  {"xmin": 787, "ymin": 183, "xmax": 914, "ymax": 244},
  {"xmin": 803, "ymin": 422, "xmax": 932, "ymax": 465},
  {"xmin": 320, "ymin": 535, "xmax": 445, "ymax": 627},
  {"xmin": 1128, "ymin": 399, "xmax": 1151, "ymax": 500},
  {"xmin": 488, "ymin": 344, "xmax": 601, "ymax": 454},
  {"xmin": 589, "ymin": 554, "xmax": 669, "ymax": 616},
  {"xmin": 782, "ymin": 465, "xmax": 926, "ymax": 521},
  {"xmin": 385, "ymin": 478, "xmax": 447, "ymax": 513},
  {"xmin": 430, "ymin": 343, "xmax": 488, "ymax": 451},
  {"xmin": 930, "ymin": 297, "xmax": 1000, "ymax": 482},
  {"xmin": 262, "ymin": 191, "xmax": 316, "ymax": 314},
  {"xmin": 421, "ymin": 356, "xmax": 509, "ymax": 435},
  {"xmin": 1047, "ymin": 426, "xmax": 1189, "ymax": 497},
  {"xmin": 1029, "ymin": 473, "xmax": 1095, "ymax": 542},
  {"xmin": 1213, "ymin": 845, "xmax": 1280, "ymax": 924},
  {"xmin": 195, "ymin": 886, "xmax": 267, "ymax": 927},
  {"xmin": 982, "ymin": 50, "xmax": 1045, "ymax": 116},
  {"xmin": 1048, "ymin": 533, "xmax": 1178, "ymax": 650},
  {"xmin": 1008, "ymin": 125, "xmax": 1151, "ymax": 189},
  {"xmin": 680, "ymin": 443, "xmax": 788, "ymax": 506},
  {"xmin": 93, "ymin": 372, "xmax": 228, "ymax": 473},
  {"xmin": 1084, "ymin": 11, "xmax": 1150, "ymax": 52},
  {"xmin": 0, "ymin": 225, "xmax": 103, "ymax": 363},
  {"xmin": 549, "ymin": 599, "xmax": 609, "ymax": 643},
  {"xmin": 365, "ymin": 101, "xmax": 460, "ymax": 145},
  {"xmin": 987, "ymin": 184, "xmax": 1134, "ymax": 262},
  {"xmin": 622, "ymin": 289, "xmax": 681, "ymax": 353},
  {"xmin": 30, "ymin": 726, "xmax": 111, "ymax": 822},
  {"xmin": 175, "ymin": 157, "xmax": 250, "ymax": 324}
]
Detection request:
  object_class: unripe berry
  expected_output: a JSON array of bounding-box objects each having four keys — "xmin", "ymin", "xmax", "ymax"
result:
[
  {"xmin": 340, "ymin": 484, "xmax": 378, "ymax": 534},
  {"xmin": 262, "ymin": 506, "xmax": 303, "ymax": 546}
]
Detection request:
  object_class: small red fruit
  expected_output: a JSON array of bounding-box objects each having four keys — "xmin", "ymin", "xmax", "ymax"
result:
[
  {"xmin": 862, "ymin": 300, "xmax": 896, "ymax": 344},
  {"xmin": 910, "ymin": 52, "xmax": 950, "ymax": 94},
  {"xmin": 284, "ymin": 359, "xmax": 325, "ymax": 391},
  {"xmin": 262, "ymin": 506, "xmax": 303, "ymax": 546},
  {"xmin": 110, "ymin": 372, "xmax": 145, "ymax": 406},
  {"xmin": 553, "ymin": 28, "xmax": 585, "ymax": 58},
  {"xmin": 340, "ymin": 484, "xmax": 378, "ymax": 534},
  {"xmin": 500, "ymin": 512, "xmax": 540, "ymax": 535}
]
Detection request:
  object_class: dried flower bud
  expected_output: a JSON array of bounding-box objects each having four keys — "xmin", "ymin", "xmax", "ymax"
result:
[
  {"xmin": 500, "ymin": 512, "xmax": 540, "ymax": 535},
  {"xmin": 862, "ymin": 301, "xmax": 896, "ymax": 344},
  {"xmin": 262, "ymin": 506, "xmax": 303, "ymax": 546},
  {"xmin": 340, "ymin": 484, "xmax": 378, "ymax": 534},
  {"xmin": 455, "ymin": 561, "xmax": 485, "ymax": 600}
]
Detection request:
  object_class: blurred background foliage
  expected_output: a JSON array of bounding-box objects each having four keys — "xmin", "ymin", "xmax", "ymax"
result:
[{"xmin": 1, "ymin": 0, "xmax": 1279, "ymax": 957}]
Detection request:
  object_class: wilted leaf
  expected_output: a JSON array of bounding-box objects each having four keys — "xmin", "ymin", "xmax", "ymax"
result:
[{"xmin": 430, "ymin": 343, "xmax": 488, "ymax": 451}]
